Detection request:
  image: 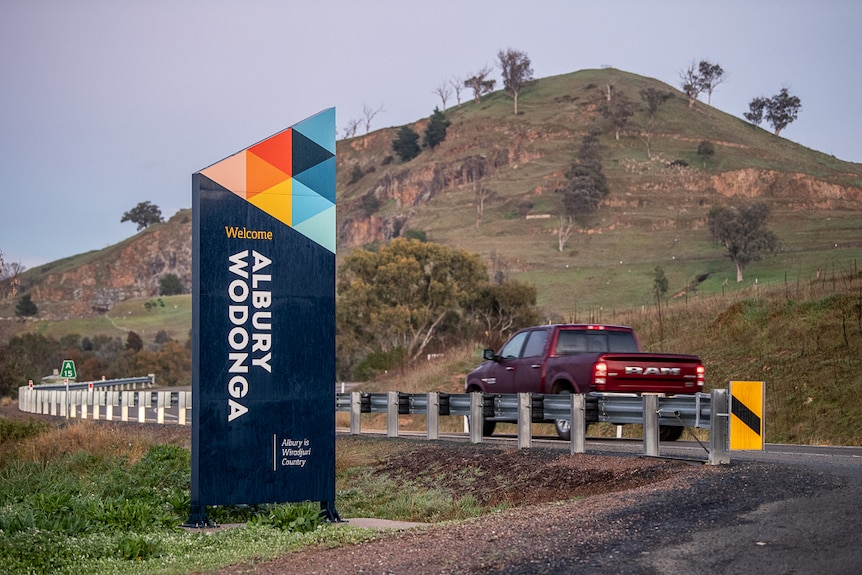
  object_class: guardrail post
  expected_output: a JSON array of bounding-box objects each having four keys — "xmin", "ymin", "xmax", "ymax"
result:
[
  {"xmin": 571, "ymin": 394, "xmax": 586, "ymax": 455},
  {"xmin": 138, "ymin": 392, "xmax": 148, "ymax": 423},
  {"xmin": 387, "ymin": 391, "xmax": 398, "ymax": 438},
  {"xmin": 469, "ymin": 392, "xmax": 483, "ymax": 444},
  {"xmin": 643, "ymin": 394, "xmax": 660, "ymax": 457},
  {"xmin": 104, "ymin": 391, "xmax": 114, "ymax": 421},
  {"xmin": 518, "ymin": 393, "xmax": 532, "ymax": 449},
  {"xmin": 156, "ymin": 392, "xmax": 166, "ymax": 424},
  {"xmin": 177, "ymin": 392, "xmax": 187, "ymax": 425},
  {"xmin": 349, "ymin": 391, "xmax": 361, "ymax": 434},
  {"xmin": 121, "ymin": 391, "xmax": 132, "ymax": 421},
  {"xmin": 709, "ymin": 388, "xmax": 730, "ymax": 465},
  {"xmin": 427, "ymin": 392, "xmax": 439, "ymax": 440}
]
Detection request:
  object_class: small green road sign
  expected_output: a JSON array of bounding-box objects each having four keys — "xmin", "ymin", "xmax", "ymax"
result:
[{"xmin": 60, "ymin": 359, "xmax": 77, "ymax": 379}]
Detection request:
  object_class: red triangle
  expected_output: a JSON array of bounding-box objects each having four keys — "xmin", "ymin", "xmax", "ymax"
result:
[{"xmin": 249, "ymin": 128, "xmax": 292, "ymax": 176}]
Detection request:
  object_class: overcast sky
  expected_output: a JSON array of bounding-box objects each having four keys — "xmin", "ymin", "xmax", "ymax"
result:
[{"xmin": 2, "ymin": 0, "xmax": 860, "ymax": 269}]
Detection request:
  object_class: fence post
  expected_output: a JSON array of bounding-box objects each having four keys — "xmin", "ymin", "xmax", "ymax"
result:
[
  {"xmin": 643, "ymin": 394, "xmax": 660, "ymax": 456},
  {"xmin": 106, "ymin": 391, "xmax": 116, "ymax": 421},
  {"xmin": 469, "ymin": 392, "xmax": 483, "ymax": 444},
  {"xmin": 121, "ymin": 391, "xmax": 133, "ymax": 422},
  {"xmin": 156, "ymin": 392, "xmax": 166, "ymax": 424},
  {"xmin": 571, "ymin": 394, "xmax": 586, "ymax": 455},
  {"xmin": 427, "ymin": 391, "xmax": 439, "ymax": 440},
  {"xmin": 709, "ymin": 388, "xmax": 730, "ymax": 465},
  {"xmin": 518, "ymin": 393, "xmax": 532, "ymax": 449},
  {"xmin": 93, "ymin": 392, "xmax": 101, "ymax": 421},
  {"xmin": 349, "ymin": 391, "xmax": 361, "ymax": 435},
  {"xmin": 138, "ymin": 392, "xmax": 148, "ymax": 423},
  {"xmin": 177, "ymin": 392, "xmax": 187, "ymax": 426},
  {"xmin": 387, "ymin": 391, "xmax": 398, "ymax": 438}
]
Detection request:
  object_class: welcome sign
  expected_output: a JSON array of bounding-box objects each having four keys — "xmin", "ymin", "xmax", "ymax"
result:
[{"xmin": 189, "ymin": 108, "xmax": 337, "ymax": 524}]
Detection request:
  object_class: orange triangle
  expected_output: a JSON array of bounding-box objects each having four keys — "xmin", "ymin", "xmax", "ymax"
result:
[
  {"xmin": 246, "ymin": 151, "xmax": 290, "ymax": 199},
  {"xmin": 250, "ymin": 128, "xmax": 292, "ymax": 175}
]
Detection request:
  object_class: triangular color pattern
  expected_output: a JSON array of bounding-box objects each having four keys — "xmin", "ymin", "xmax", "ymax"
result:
[
  {"xmin": 195, "ymin": 108, "xmax": 334, "ymax": 252},
  {"xmin": 294, "ymin": 108, "xmax": 335, "ymax": 154},
  {"xmin": 249, "ymin": 128, "xmax": 292, "ymax": 175},
  {"xmin": 292, "ymin": 130, "xmax": 334, "ymax": 176},
  {"xmin": 293, "ymin": 156, "xmax": 335, "ymax": 204},
  {"xmin": 200, "ymin": 151, "xmax": 247, "ymax": 199},
  {"xmin": 248, "ymin": 178, "xmax": 292, "ymax": 228},
  {"xmin": 246, "ymin": 151, "xmax": 290, "ymax": 200},
  {"xmin": 292, "ymin": 179, "xmax": 334, "ymax": 226},
  {"xmin": 294, "ymin": 205, "xmax": 335, "ymax": 254}
]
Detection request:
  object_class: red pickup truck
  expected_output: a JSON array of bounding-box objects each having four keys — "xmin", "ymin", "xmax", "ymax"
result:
[{"xmin": 465, "ymin": 324, "xmax": 705, "ymax": 440}]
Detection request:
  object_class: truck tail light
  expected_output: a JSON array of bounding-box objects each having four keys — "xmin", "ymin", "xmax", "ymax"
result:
[
  {"xmin": 593, "ymin": 361, "xmax": 608, "ymax": 388},
  {"xmin": 696, "ymin": 365, "xmax": 705, "ymax": 387}
]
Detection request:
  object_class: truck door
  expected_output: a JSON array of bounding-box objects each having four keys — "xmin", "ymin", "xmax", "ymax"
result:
[{"xmin": 494, "ymin": 328, "xmax": 548, "ymax": 393}]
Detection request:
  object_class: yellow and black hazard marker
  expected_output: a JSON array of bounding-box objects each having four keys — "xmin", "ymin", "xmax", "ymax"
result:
[{"xmin": 730, "ymin": 381, "xmax": 765, "ymax": 450}]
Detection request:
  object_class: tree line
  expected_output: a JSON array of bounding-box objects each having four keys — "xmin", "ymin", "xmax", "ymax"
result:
[{"xmin": 0, "ymin": 330, "xmax": 191, "ymax": 398}]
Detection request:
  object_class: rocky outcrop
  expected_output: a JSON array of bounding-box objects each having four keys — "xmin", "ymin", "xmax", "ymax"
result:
[{"xmin": 27, "ymin": 211, "xmax": 192, "ymax": 313}]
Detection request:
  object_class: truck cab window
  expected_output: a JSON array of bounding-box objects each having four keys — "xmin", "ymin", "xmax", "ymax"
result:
[
  {"xmin": 499, "ymin": 331, "xmax": 529, "ymax": 359},
  {"xmin": 555, "ymin": 331, "xmax": 587, "ymax": 355},
  {"xmin": 522, "ymin": 330, "xmax": 549, "ymax": 358}
]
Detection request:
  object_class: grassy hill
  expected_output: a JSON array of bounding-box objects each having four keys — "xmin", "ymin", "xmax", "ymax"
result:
[{"xmin": 336, "ymin": 68, "xmax": 862, "ymax": 317}]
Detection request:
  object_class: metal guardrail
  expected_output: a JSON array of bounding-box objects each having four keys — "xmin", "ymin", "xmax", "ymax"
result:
[
  {"xmin": 15, "ymin": 381, "xmax": 731, "ymax": 463},
  {"xmin": 30, "ymin": 375, "xmax": 156, "ymax": 392},
  {"xmin": 17, "ymin": 376, "xmax": 192, "ymax": 425},
  {"xmin": 336, "ymin": 390, "xmax": 730, "ymax": 464}
]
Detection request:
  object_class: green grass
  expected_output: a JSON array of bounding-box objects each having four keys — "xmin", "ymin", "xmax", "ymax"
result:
[
  {"xmin": 9, "ymin": 295, "xmax": 191, "ymax": 344},
  {"xmin": 0, "ymin": 422, "xmax": 525, "ymax": 575}
]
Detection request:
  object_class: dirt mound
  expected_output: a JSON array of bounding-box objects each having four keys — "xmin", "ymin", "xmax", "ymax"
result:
[{"xmin": 370, "ymin": 441, "xmax": 692, "ymax": 509}]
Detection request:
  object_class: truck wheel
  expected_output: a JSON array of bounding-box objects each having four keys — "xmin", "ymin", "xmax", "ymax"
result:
[
  {"xmin": 659, "ymin": 425, "xmax": 683, "ymax": 441},
  {"xmin": 482, "ymin": 419, "xmax": 497, "ymax": 436},
  {"xmin": 466, "ymin": 415, "xmax": 496, "ymax": 436},
  {"xmin": 554, "ymin": 389, "xmax": 572, "ymax": 440}
]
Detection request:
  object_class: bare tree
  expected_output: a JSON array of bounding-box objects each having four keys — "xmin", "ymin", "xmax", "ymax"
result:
[
  {"xmin": 449, "ymin": 75, "xmax": 465, "ymax": 105},
  {"xmin": 341, "ymin": 118, "xmax": 361, "ymax": 139},
  {"xmin": 638, "ymin": 88, "xmax": 674, "ymax": 159},
  {"xmin": 464, "ymin": 66, "xmax": 496, "ymax": 103},
  {"xmin": 496, "ymin": 48, "xmax": 534, "ymax": 115},
  {"xmin": 679, "ymin": 61, "xmax": 702, "ymax": 109},
  {"xmin": 698, "ymin": 60, "xmax": 726, "ymax": 106},
  {"xmin": 474, "ymin": 182, "xmax": 495, "ymax": 228},
  {"xmin": 362, "ymin": 103, "xmax": 385, "ymax": 134},
  {"xmin": 557, "ymin": 215, "xmax": 576, "ymax": 252},
  {"xmin": 433, "ymin": 81, "xmax": 452, "ymax": 111},
  {"xmin": 0, "ymin": 250, "xmax": 24, "ymax": 299}
]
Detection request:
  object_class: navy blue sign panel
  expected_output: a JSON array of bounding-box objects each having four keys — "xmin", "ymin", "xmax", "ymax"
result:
[{"xmin": 189, "ymin": 109, "xmax": 336, "ymax": 524}]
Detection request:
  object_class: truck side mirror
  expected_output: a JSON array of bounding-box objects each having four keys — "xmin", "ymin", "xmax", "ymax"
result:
[{"xmin": 483, "ymin": 348, "xmax": 497, "ymax": 361}]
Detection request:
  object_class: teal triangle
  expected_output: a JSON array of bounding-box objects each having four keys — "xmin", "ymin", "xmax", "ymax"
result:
[
  {"xmin": 292, "ymin": 179, "xmax": 334, "ymax": 225},
  {"xmin": 294, "ymin": 205, "xmax": 336, "ymax": 253},
  {"xmin": 294, "ymin": 107, "xmax": 335, "ymax": 154},
  {"xmin": 294, "ymin": 156, "xmax": 335, "ymax": 203}
]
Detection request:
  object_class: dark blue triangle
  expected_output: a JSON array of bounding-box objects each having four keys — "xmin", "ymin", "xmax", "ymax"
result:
[{"xmin": 293, "ymin": 130, "xmax": 334, "ymax": 176}]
